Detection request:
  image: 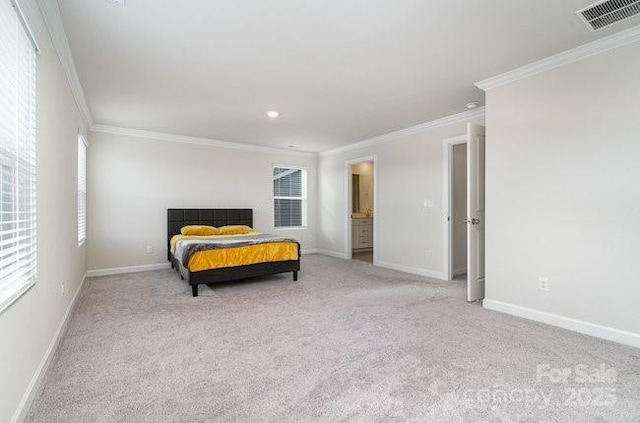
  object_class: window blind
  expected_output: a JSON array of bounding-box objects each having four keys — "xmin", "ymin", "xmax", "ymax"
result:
[
  {"xmin": 0, "ymin": 0, "xmax": 38, "ymax": 311},
  {"xmin": 273, "ymin": 167, "xmax": 307, "ymax": 228},
  {"xmin": 77, "ymin": 135, "xmax": 86, "ymax": 245}
]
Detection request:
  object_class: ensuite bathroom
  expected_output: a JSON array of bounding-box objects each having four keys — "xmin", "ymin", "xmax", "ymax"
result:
[{"xmin": 351, "ymin": 161, "xmax": 374, "ymax": 263}]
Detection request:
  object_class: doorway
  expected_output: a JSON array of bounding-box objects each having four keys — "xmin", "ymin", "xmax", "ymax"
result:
[
  {"xmin": 451, "ymin": 143, "xmax": 468, "ymax": 278},
  {"xmin": 442, "ymin": 124, "xmax": 486, "ymax": 301},
  {"xmin": 346, "ymin": 157, "xmax": 377, "ymax": 263},
  {"xmin": 443, "ymin": 136, "xmax": 468, "ymax": 281}
]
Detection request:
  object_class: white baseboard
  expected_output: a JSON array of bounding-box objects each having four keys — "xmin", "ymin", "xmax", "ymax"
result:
[
  {"xmin": 312, "ymin": 252, "xmax": 447, "ymax": 281},
  {"xmin": 375, "ymin": 260, "xmax": 446, "ymax": 281},
  {"xmin": 453, "ymin": 267, "xmax": 467, "ymax": 277},
  {"xmin": 12, "ymin": 273, "xmax": 88, "ymax": 423},
  {"xmin": 316, "ymin": 249, "xmax": 350, "ymax": 259},
  {"xmin": 483, "ymin": 299, "xmax": 640, "ymax": 349},
  {"xmin": 87, "ymin": 263, "xmax": 171, "ymax": 277},
  {"xmin": 300, "ymin": 248, "xmax": 319, "ymax": 255}
]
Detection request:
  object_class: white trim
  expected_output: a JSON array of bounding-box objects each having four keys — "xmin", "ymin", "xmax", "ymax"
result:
[
  {"xmin": 87, "ymin": 263, "xmax": 171, "ymax": 277},
  {"xmin": 345, "ymin": 156, "xmax": 378, "ymax": 262},
  {"xmin": 442, "ymin": 135, "xmax": 467, "ymax": 281},
  {"xmin": 273, "ymin": 226, "xmax": 309, "ymax": 231},
  {"xmin": 320, "ymin": 108, "xmax": 485, "ymax": 157},
  {"xmin": 300, "ymin": 248, "xmax": 319, "ymax": 255},
  {"xmin": 272, "ymin": 226, "xmax": 309, "ymax": 232},
  {"xmin": 476, "ymin": 24, "xmax": 640, "ymax": 91},
  {"xmin": 483, "ymin": 299, "xmax": 640, "ymax": 349},
  {"xmin": 35, "ymin": 0, "xmax": 93, "ymax": 126},
  {"xmin": 86, "ymin": 93, "xmax": 487, "ymax": 160},
  {"xmin": 375, "ymin": 260, "xmax": 446, "ymax": 281},
  {"xmin": 11, "ymin": 273, "xmax": 88, "ymax": 423},
  {"xmin": 78, "ymin": 130, "xmax": 88, "ymax": 147},
  {"xmin": 11, "ymin": 0, "xmax": 40, "ymax": 53},
  {"xmin": 0, "ymin": 280, "xmax": 36, "ymax": 316},
  {"xmin": 90, "ymin": 124, "xmax": 316, "ymax": 157},
  {"xmin": 316, "ymin": 249, "xmax": 350, "ymax": 260}
]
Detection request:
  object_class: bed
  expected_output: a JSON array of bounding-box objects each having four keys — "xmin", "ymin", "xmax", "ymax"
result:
[{"xmin": 168, "ymin": 208, "xmax": 300, "ymax": 297}]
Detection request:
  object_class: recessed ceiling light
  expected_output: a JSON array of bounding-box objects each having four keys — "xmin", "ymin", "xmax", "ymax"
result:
[
  {"xmin": 267, "ymin": 111, "xmax": 280, "ymax": 119},
  {"xmin": 466, "ymin": 101, "xmax": 480, "ymax": 110},
  {"xmin": 105, "ymin": 0, "xmax": 125, "ymax": 5}
]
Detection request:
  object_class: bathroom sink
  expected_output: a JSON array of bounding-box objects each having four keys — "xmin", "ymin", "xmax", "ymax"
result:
[{"xmin": 351, "ymin": 213, "xmax": 373, "ymax": 218}]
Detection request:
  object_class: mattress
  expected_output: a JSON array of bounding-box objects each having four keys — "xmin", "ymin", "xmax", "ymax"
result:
[{"xmin": 171, "ymin": 233, "xmax": 299, "ymax": 272}]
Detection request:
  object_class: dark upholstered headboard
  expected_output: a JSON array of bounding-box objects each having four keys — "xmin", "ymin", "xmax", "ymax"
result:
[{"xmin": 167, "ymin": 209, "xmax": 253, "ymax": 259}]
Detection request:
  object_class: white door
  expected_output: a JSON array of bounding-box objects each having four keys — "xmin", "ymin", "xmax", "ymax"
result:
[{"xmin": 466, "ymin": 123, "xmax": 486, "ymax": 302}]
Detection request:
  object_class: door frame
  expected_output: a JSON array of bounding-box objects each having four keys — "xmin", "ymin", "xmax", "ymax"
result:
[
  {"xmin": 441, "ymin": 135, "xmax": 467, "ymax": 281},
  {"xmin": 345, "ymin": 155, "xmax": 378, "ymax": 261}
]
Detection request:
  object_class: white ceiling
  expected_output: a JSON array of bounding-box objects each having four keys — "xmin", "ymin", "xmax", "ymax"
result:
[{"xmin": 58, "ymin": 0, "xmax": 639, "ymax": 152}]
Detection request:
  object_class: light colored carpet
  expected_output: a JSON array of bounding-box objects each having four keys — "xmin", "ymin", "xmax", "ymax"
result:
[{"xmin": 27, "ymin": 255, "xmax": 639, "ymax": 422}]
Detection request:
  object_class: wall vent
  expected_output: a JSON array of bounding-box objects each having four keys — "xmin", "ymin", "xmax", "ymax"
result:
[{"xmin": 577, "ymin": 0, "xmax": 640, "ymax": 31}]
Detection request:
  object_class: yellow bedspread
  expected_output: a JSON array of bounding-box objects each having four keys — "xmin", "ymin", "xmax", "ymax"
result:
[{"xmin": 170, "ymin": 233, "xmax": 299, "ymax": 272}]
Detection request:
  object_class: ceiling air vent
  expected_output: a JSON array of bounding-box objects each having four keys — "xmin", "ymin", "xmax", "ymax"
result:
[{"xmin": 577, "ymin": 0, "xmax": 640, "ymax": 31}]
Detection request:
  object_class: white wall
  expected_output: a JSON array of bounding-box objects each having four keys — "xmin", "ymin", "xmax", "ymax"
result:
[
  {"xmin": 452, "ymin": 143, "xmax": 467, "ymax": 274},
  {"xmin": 318, "ymin": 115, "xmax": 484, "ymax": 277},
  {"xmin": 484, "ymin": 42, "xmax": 640, "ymax": 336},
  {"xmin": 87, "ymin": 132, "xmax": 317, "ymax": 271},
  {"xmin": 0, "ymin": 1, "xmax": 87, "ymax": 420}
]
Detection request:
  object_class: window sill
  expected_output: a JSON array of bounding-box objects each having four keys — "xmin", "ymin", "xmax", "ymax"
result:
[
  {"xmin": 0, "ymin": 280, "xmax": 36, "ymax": 316},
  {"xmin": 273, "ymin": 226, "xmax": 308, "ymax": 231}
]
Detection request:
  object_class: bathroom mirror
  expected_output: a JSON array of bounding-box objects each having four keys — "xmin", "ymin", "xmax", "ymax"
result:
[{"xmin": 352, "ymin": 174, "xmax": 373, "ymax": 214}]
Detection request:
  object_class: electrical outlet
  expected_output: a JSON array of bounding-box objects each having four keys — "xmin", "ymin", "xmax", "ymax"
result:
[
  {"xmin": 538, "ymin": 277, "xmax": 549, "ymax": 291},
  {"xmin": 60, "ymin": 281, "xmax": 65, "ymax": 297},
  {"xmin": 145, "ymin": 245, "xmax": 154, "ymax": 254},
  {"xmin": 426, "ymin": 250, "xmax": 434, "ymax": 259}
]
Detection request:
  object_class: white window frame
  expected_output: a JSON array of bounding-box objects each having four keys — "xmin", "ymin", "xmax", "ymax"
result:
[
  {"xmin": 273, "ymin": 165, "xmax": 307, "ymax": 229},
  {"xmin": 77, "ymin": 134, "xmax": 87, "ymax": 246},
  {"xmin": 0, "ymin": 0, "xmax": 39, "ymax": 313}
]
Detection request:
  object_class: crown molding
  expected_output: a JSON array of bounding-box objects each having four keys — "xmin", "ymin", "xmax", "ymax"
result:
[
  {"xmin": 90, "ymin": 108, "xmax": 485, "ymax": 159},
  {"xmin": 476, "ymin": 24, "xmax": 640, "ymax": 91},
  {"xmin": 319, "ymin": 107, "xmax": 485, "ymax": 157},
  {"xmin": 89, "ymin": 124, "xmax": 317, "ymax": 157},
  {"xmin": 35, "ymin": 0, "xmax": 93, "ymax": 127}
]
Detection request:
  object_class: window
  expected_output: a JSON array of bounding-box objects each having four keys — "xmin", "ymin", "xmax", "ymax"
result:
[
  {"xmin": 77, "ymin": 135, "xmax": 87, "ymax": 245},
  {"xmin": 0, "ymin": 0, "xmax": 38, "ymax": 312},
  {"xmin": 273, "ymin": 166, "xmax": 307, "ymax": 228}
]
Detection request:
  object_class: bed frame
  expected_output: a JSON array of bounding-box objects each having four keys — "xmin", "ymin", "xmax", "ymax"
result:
[{"xmin": 167, "ymin": 208, "xmax": 300, "ymax": 297}]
